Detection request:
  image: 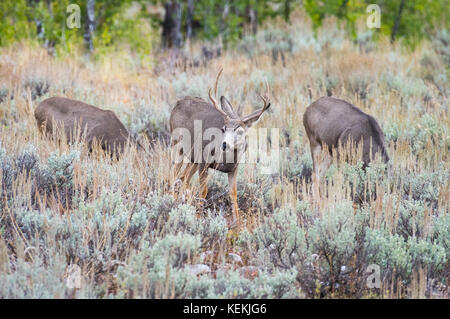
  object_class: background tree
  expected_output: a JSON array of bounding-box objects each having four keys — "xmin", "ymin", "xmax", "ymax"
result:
[
  {"xmin": 0, "ymin": 0, "xmax": 448, "ymax": 54},
  {"xmin": 304, "ymin": 0, "xmax": 449, "ymax": 46},
  {"xmin": 84, "ymin": 0, "xmax": 95, "ymax": 51}
]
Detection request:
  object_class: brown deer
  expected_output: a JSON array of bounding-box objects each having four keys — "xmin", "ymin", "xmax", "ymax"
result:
[
  {"xmin": 35, "ymin": 97, "xmax": 132, "ymax": 155},
  {"xmin": 169, "ymin": 68, "xmax": 271, "ymax": 227},
  {"xmin": 303, "ymin": 96, "xmax": 389, "ymax": 198}
]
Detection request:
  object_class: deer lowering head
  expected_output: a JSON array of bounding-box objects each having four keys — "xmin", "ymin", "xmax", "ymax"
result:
[
  {"xmin": 169, "ymin": 68, "xmax": 271, "ymax": 227},
  {"xmin": 35, "ymin": 97, "xmax": 136, "ymax": 157},
  {"xmin": 303, "ymin": 96, "xmax": 389, "ymax": 201}
]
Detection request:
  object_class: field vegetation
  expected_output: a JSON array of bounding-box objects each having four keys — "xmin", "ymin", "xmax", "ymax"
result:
[{"xmin": 0, "ymin": 9, "xmax": 448, "ymax": 298}]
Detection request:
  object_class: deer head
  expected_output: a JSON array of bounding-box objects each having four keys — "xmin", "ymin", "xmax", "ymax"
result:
[{"xmin": 208, "ymin": 68, "xmax": 271, "ymax": 155}]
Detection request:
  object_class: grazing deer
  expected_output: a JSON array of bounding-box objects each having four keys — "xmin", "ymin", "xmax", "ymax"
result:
[
  {"xmin": 169, "ymin": 68, "xmax": 271, "ymax": 227},
  {"xmin": 35, "ymin": 97, "xmax": 132, "ymax": 155},
  {"xmin": 303, "ymin": 96, "xmax": 389, "ymax": 198}
]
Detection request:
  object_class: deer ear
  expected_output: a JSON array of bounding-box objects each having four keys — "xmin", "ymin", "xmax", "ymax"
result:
[{"xmin": 220, "ymin": 96, "xmax": 239, "ymax": 119}]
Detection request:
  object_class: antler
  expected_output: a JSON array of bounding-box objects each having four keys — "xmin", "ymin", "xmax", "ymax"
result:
[
  {"xmin": 208, "ymin": 68, "xmax": 229, "ymax": 119},
  {"xmin": 240, "ymin": 78, "xmax": 271, "ymax": 125},
  {"xmin": 258, "ymin": 78, "xmax": 271, "ymax": 113}
]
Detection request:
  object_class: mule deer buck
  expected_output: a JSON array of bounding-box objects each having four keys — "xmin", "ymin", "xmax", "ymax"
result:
[
  {"xmin": 170, "ymin": 68, "xmax": 271, "ymax": 227},
  {"xmin": 303, "ymin": 96, "xmax": 389, "ymax": 198},
  {"xmin": 35, "ymin": 97, "xmax": 133, "ymax": 155}
]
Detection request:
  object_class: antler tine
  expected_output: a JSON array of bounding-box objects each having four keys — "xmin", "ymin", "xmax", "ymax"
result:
[
  {"xmin": 258, "ymin": 77, "xmax": 271, "ymax": 111},
  {"xmin": 208, "ymin": 68, "xmax": 229, "ymax": 118},
  {"xmin": 240, "ymin": 77, "xmax": 271, "ymax": 124},
  {"xmin": 214, "ymin": 67, "xmax": 223, "ymax": 97},
  {"xmin": 208, "ymin": 87, "xmax": 218, "ymax": 108}
]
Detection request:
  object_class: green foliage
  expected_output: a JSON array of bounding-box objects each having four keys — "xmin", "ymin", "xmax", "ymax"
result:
[
  {"xmin": 239, "ymin": 28, "xmax": 294, "ymax": 61},
  {"xmin": 433, "ymin": 213, "xmax": 450, "ymax": 253},
  {"xmin": 239, "ymin": 202, "xmax": 367, "ymax": 296},
  {"xmin": 94, "ymin": 1, "xmax": 154, "ymax": 56},
  {"xmin": 382, "ymin": 70, "xmax": 429, "ymax": 99},
  {"xmin": 336, "ymin": 160, "xmax": 388, "ymax": 202},
  {"xmin": 169, "ymin": 72, "xmax": 210, "ymax": 98},
  {"xmin": 376, "ymin": 0, "xmax": 449, "ymax": 45},
  {"xmin": 400, "ymin": 166, "xmax": 448, "ymax": 206},
  {"xmin": 433, "ymin": 29, "xmax": 450, "ymax": 66},
  {"xmin": 0, "ymin": 0, "xmax": 153, "ymax": 55},
  {"xmin": 116, "ymin": 233, "xmax": 200, "ymax": 298},
  {"xmin": 0, "ymin": 1, "xmax": 448, "ymax": 299},
  {"xmin": 0, "ymin": 254, "xmax": 70, "ymax": 298},
  {"xmin": 309, "ymin": 203, "xmax": 358, "ymax": 267},
  {"xmin": 44, "ymin": 151, "xmax": 79, "ymax": 189},
  {"xmin": 365, "ymin": 228, "xmax": 412, "ymax": 278},
  {"xmin": 0, "ymin": 0, "xmax": 36, "ymax": 46},
  {"xmin": 204, "ymin": 268, "xmax": 298, "ymax": 298},
  {"xmin": 304, "ymin": 0, "xmax": 449, "ymax": 45},
  {"xmin": 238, "ymin": 194, "xmax": 448, "ymax": 297},
  {"xmin": 1, "ymin": 0, "xmax": 448, "ymax": 53},
  {"xmin": 384, "ymin": 114, "xmax": 448, "ymax": 158},
  {"xmin": 118, "ymin": 241, "xmax": 298, "ymax": 298},
  {"xmin": 239, "ymin": 207, "xmax": 308, "ymax": 270},
  {"xmin": 365, "ymin": 227, "xmax": 447, "ymax": 282},
  {"xmin": 305, "ymin": 0, "xmax": 364, "ymax": 37},
  {"xmin": 128, "ymin": 99, "xmax": 170, "ymax": 144}
]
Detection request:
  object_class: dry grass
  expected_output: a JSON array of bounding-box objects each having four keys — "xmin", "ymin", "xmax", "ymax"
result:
[{"xmin": 0, "ymin": 12, "xmax": 448, "ymax": 299}]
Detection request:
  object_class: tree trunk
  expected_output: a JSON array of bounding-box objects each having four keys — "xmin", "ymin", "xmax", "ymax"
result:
[
  {"xmin": 162, "ymin": 2, "xmax": 173, "ymax": 48},
  {"xmin": 46, "ymin": 0, "xmax": 53, "ymax": 18},
  {"xmin": 247, "ymin": 5, "xmax": 258, "ymax": 35},
  {"xmin": 28, "ymin": 0, "xmax": 56, "ymax": 52},
  {"xmin": 391, "ymin": 0, "xmax": 405, "ymax": 43},
  {"xmin": 220, "ymin": 0, "xmax": 230, "ymax": 36},
  {"xmin": 337, "ymin": 0, "xmax": 349, "ymax": 19},
  {"xmin": 186, "ymin": 0, "xmax": 194, "ymax": 40},
  {"xmin": 284, "ymin": 0, "xmax": 292, "ymax": 21},
  {"xmin": 173, "ymin": 1, "xmax": 183, "ymax": 47},
  {"xmin": 162, "ymin": 1, "xmax": 183, "ymax": 48},
  {"xmin": 84, "ymin": 0, "xmax": 95, "ymax": 52},
  {"xmin": 35, "ymin": 18, "xmax": 44, "ymax": 39},
  {"xmin": 27, "ymin": 0, "xmax": 44, "ymax": 40}
]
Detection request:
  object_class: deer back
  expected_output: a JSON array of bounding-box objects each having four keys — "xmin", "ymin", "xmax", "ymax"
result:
[
  {"xmin": 35, "ymin": 97, "xmax": 130, "ymax": 153},
  {"xmin": 303, "ymin": 96, "xmax": 389, "ymax": 164}
]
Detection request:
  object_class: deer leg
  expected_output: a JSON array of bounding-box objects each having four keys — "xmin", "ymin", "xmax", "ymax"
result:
[
  {"xmin": 181, "ymin": 163, "xmax": 198, "ymax": 185},
  {"xmin": 171, "ymin": 141, "xmax": 189, "ymax": 183},
  {"xmin": 311, "ymin": 143, "xmax": 322, "ymax": 201},
  {"xmin": 172, "ymin": 162, "xmax": 184, "ymax": 198},
  {"xmin": 228, "ymin": 169, "xmax": 240, "ymax": 227},
  {"xmin": 317, "ymin": 150, "xmax": 333, "ymax": 198},
  {"xmin": 174, "ymin": 162, "xmax": 197, "ymax": 183},
  {"xmin": 173, "ymin": 162, "xmax": 198, "ymax": 198},
  {"xmin": 173, "ymin": 162, "xmax": 184, "ymax": 182},
  {"xmin": 198, "ymin": 164, "xmax": 209, "ymax": 200},
  {"xmin": 173, "ymin": 162, "xmax": 185, "ymax": 187}
]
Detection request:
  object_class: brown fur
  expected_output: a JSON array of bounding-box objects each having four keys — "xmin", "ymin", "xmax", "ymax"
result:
[
  {"xmin": 35, "ymin": 97, "xmax": 130, "ymax": 154},
  {"xmin": 170, "ymin": 92, "xmax": 270, "ymax": 227},
  {"xmin": 303, "ymin": 96, "xmax": 389, "ymax": 198}
]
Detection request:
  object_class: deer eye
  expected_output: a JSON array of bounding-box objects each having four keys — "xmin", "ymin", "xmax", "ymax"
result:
[{"xmin": 221, "ymin": 127, "xmax": 226, "ymax": 133}]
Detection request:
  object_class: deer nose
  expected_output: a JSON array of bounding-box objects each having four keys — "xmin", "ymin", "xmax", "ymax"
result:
[{"xmin": 222, "ymin": 142, "xmax": 228, "ymax": 151}]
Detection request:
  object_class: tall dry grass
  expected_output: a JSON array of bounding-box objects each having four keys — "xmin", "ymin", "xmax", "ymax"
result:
[{"xmin": 0, "ymin": 12, "xmax": 448, "ymax": 298}]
